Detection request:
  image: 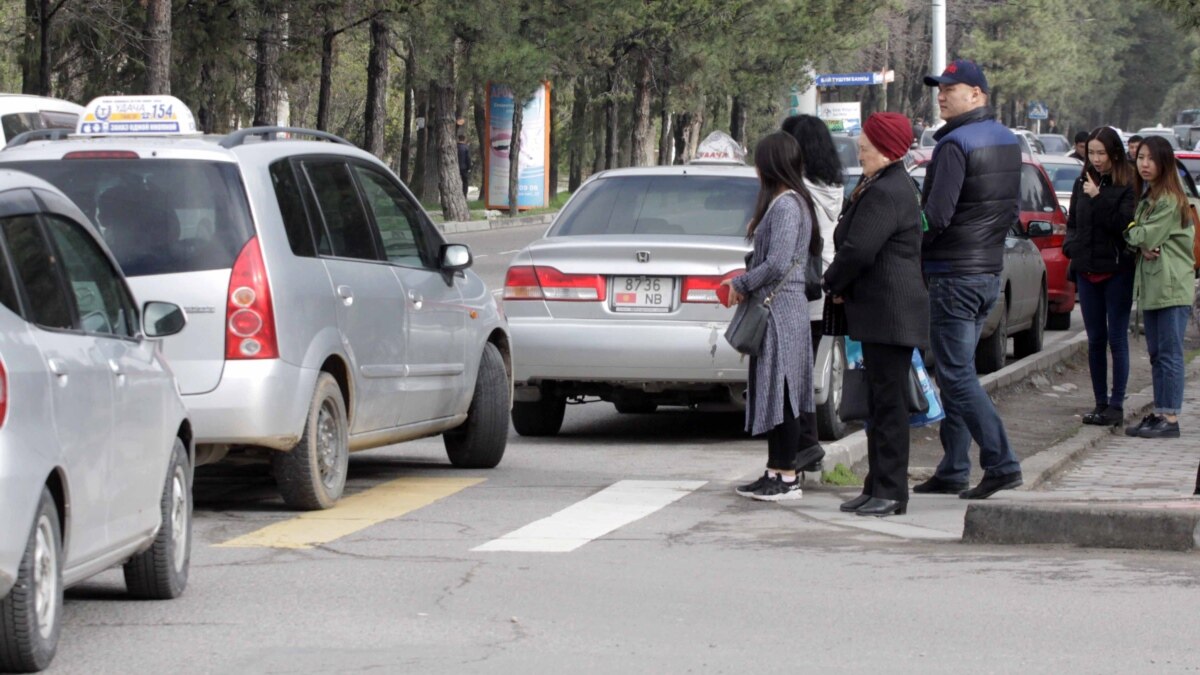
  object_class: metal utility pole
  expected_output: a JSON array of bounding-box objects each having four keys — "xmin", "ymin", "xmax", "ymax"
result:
[{"xmin": 931, "ymin": 0, "xmax": 946, "ymax": 123}]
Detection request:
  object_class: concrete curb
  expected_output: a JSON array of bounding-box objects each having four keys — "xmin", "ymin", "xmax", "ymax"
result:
[
  {"xmin": 437, "ymin": 212, "xmax": 555, "ymax": 235},
  {"xmin": 807, "ymin": 331, "xmax": 1089, "ymax": 481},
  {"xmin": 962, "ymin": 500, "xmax": 1200, "ymax": 551}
]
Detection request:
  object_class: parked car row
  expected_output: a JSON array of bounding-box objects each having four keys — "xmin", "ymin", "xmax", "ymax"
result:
[{"xmin": 1, "ymin": 95, "xmax": 512, "ymax": 671}]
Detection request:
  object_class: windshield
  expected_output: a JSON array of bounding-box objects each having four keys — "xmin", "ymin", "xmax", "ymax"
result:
[
  {"xmin": 10, "ymin": 159, "xmax": 254, "ymax": 277},
  {"xmin": 1040, "ymin": 163, "xmax": 1082, "ymax": 193},
  {"xmin": 1039, "ymin": 135, "xmax": 1070, "ymax": 153},
  {"xmin": 552, "ymin": 175, "xmax": 758, "ymax": 237},
  {"xmin": 1141, "ymin": 131, "xmax": 1181, "ymax": 149},
  {"xmin": 1, "ymin": 110, "xmax": 78, "ymax": 141}
]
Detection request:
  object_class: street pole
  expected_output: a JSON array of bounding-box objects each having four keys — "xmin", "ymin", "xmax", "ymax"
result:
[{"xmin": 931, "ymin": 0, "xmax": 946, "ymax": 123}]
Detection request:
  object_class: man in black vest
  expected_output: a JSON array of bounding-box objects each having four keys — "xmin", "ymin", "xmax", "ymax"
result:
[{"xmin": 914, "ymin": 59, "xmax": 1024, "ymax": 500}]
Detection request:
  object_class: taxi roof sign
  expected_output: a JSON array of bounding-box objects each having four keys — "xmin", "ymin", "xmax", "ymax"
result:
[
  {"xmin": 688, "ymin": 131, "xmax": 746, "ymax": 165},
  {"xmin": 77, "ymin": 95, "xmax": 198, "ymax": 136}
]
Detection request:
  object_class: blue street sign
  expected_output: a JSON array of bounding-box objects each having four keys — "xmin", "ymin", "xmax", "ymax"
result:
[
  {"xmin": 1028, "ymin": 101, "xmax": 1049, "ymax": 120},
  {"xmin": 816, "ymin": 72, "xmax": 882, "ymax": 87}
]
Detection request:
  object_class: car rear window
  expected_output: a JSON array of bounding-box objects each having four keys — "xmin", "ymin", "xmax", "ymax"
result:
[
  {"xmin": 1041, "ymin": 163, "xmax": 1082, "ymax": 193},
  {"xmin": 7, "ymin": 159, "xmax": 254, "ymax": 277},
  {"xmin": 552, "ymin": 175, "xmax": 758, "ymax": 237}
]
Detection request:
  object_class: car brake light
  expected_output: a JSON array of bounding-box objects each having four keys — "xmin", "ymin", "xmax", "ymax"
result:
[
  {"xmin": 0, "ymin": 359, "xmax": 6, "ymax": 429},
  {"xmin": 225, "ymin": 237, "xmax": 278, "ymax": 359},
  {"xmin": 682, "ymin": 270, "xmax": 744, "ymax": 303},
  {"xmin": 63, "ymin": 150, "xmax": 139, "ymax": 160},
  {"xmin": 504, "ymin": 265, "xmax": 606, "ymax": 301},
  {"xmin": 1052, "ymin": 221, "xmax": 1067, "ymax": 235}
]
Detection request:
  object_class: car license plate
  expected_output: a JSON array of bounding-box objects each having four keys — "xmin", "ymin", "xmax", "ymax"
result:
[{"xmin": 612, "ymin": 276, "xmax": 674, "ymax": 313}]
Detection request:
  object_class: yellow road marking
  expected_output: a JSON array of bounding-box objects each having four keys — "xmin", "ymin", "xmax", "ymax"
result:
[{"xmin": 215, "ymin": 477, "xmax": 485, "ymax": 549}]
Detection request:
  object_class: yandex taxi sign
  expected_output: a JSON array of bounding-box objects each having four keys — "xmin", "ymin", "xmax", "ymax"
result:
[{"xmin": 77, "ymin": 95, "xmax": 198, "ymax": 135}]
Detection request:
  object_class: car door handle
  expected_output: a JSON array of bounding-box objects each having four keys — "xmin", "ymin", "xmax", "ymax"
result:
[
  {"xmin": 337, "ymin": 285, "xmax": 354, "ymax": 306},
  {"xmin": 108, "ymin": 359, "xmax": 126, "ymax": 384},
  {"xmin": 408, "ymin": 290, "xmax": 423, "ymax": 309},
  {"xmin": 47, "ymin": 358, "xmax": 68, "ymax": 377}
]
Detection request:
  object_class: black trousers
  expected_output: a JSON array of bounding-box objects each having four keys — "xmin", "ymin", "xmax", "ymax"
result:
[
  {"xmin": 861, "ymin": 342, "xmax": 913, "ymax": 502},
  {"xmin": 766, "ymin": 383, "xmax": 819, "ymax": 471}
]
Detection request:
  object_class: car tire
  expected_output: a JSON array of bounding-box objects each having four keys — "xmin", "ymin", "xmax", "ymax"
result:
[
  {"xmin": 816, "ymin": 337, "xmax": 849, "ymax": 441},
  {"xmin": 124, "ymin": 438, "xmax": 191, "ymax": 600},
  {"xmin": 511, "ymin": 389, "xmax": 567, "ymax": 437},
  {"xmin": 1013, "ymin": 284, "xmax": 1047, "ymax": 359},
  {"xmin": 614, "ymin": 401, "xmax": 657, "ymax": 414},
  {"xmin": 976, "ymin": 303, "xmax": 1009, "ymax": 374},
  {"xmin": 0, "ymin": 488, "xmax": 62, "ymax": 673},
  {"xmin": 1046, "ymin": 309, "xmax": 1072, "ymax": 330},
  {"xmin": 273, "ymin": 373, "xmax": 349, "ymax": 510},
  {"xmin": 444, "ymin": 343, "xmax": 510, "ymax": 469}
]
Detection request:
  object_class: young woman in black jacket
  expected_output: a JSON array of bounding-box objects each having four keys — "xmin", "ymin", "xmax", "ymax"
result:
[{"xmin": 1063, "ymin": 126, "xmax": 1137, "ymax": 426}]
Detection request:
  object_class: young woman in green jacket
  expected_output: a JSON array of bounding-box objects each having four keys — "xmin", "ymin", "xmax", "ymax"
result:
[{"xmin": 1123, "ymin": 136, "xmax": 1196, "ymax": 439}]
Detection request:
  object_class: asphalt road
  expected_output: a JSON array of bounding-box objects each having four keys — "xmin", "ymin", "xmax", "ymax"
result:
[{"xmin": 40, "ymin": 224, "xmax": 1182, "ymax": 675}]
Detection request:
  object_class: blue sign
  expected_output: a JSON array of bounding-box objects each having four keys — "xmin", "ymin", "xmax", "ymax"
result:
[
  {"xmin": 816, "ymin": 72, "xmax": 882, "ymax": 87},
  {"xmin": 1028, "ymin": 101, "xmax": 1049, "ymax": 120}
]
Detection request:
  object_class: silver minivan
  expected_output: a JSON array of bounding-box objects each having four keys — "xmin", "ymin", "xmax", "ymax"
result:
[
  {"xmin": 0, "ymin": 96, "xmax": 512, "ymax": 510},
  {"xmin": 0, "ymin": 171, "xmax": 192, "ymax": 672}
]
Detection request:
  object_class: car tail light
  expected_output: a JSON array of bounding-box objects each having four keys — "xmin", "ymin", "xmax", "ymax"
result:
[
  {"xmin": 225, "ymin": 237, "xmax": 278, "ymax": 360},
  {"xmin": 63, "ymin": 150, "xmax": 139, "ymax": 160},
  {"xmin": 0, "ymin": 359, "xmax": 7, "ymax": 429},
  {"xmin": 682, "ymin": 270, "xmax": 744, "ymax": 303},
  {"xmin": 504, "ymin": 265, "xmax": 606, "ymax": 301},
  {"xmin": 1052, "ymin": 221, "xmax": 1067, "ymax": 235}
]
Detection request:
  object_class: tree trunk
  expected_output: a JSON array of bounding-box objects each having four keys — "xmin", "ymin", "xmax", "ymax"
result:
[
  {"xmin": 435, "ymin": 80, "xmax": 469, "ymax": 222},
  {"xmin": 682, "ymin": 96, "xmax": 705, "ymax": 163},
  {"xmin": 631, "ymin": 50, "xmax": 653, "ymax": 167},
  {"xmin": 730, "ymin": 95, "xmax": 746, "ymax": 146},
  {"xmin": 473, "ymin": 84, "xmax": 487, "ymax": 198},
  {"xmin": 672, "ymin": 112, "xmax": 687, "ymax": 165},
  {"xmin": 568, "ymin": 77, "xmax": 588, "ymax": 192},
  {"xmin": 364, "ymin": 16, "xmax": 389, "ymax": 157},
  {"xmin": 422, "ymin": 80, "xmax": 440, "ymax": 202},
  {"xmin": 619, "ymin": 100, "xmax": 633, "ymax": 167},
  {"xmin": 144, "ymin": 0, "xmax": 171, "ymax": 94},
  {"xmin": 253, "ymin": 1, "xmax": 282, "ymax": 126},
  {"xmin": 508, "ymin": 97, "xmax": 524, "ymax": 217},
  {"xmin": 317, "ymin": 21, "xmax": 335, "ymax": 131},
  {"xmin": 591, "ymin": 95, "xmax": 605, "ymax": 174},
  {"xmin": 549, "ymin": 84, "xmax": 559, "ymax": 198},
  {"xmin": 22, "ymin": 0, "xmax": 51, "ymax": 96},
  {"xmin": 411, "ymin": 87, "xmax": 429, "ymax": 200},
  {"xmin": 399, "ymin": 53, "xmax": 414, "ymax": 182},
  {"xmin": 604, "ymin": 70, "xmax": 618, "ymax": 169},
  {"xmin": 657, "ymin": 81, "xmax": 672, "ymax": 166}
]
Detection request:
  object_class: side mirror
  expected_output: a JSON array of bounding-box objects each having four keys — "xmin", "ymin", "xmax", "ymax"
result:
[
  {"xmin": 1059, "ymin": 204, "xmax": 1069, "ymax": 220},
  {"xmin": 1027, "ymin": 220, "xmax": 1054, "ymax": 237},
  {"xmin": 440, "ymin": 243, "xmax": 473, "ymax": 272},
  {"xmin": 142, "ymin": 301, "xmax": 187, "ymax": 338}
]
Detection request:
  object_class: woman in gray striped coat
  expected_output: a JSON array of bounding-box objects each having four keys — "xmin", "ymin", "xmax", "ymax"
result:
[{"xmin": 722, "ymin": 132, "xmax": 823, "ymax": 501}]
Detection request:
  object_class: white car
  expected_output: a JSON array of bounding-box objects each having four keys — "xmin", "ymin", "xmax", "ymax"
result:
[
  {"xmin": 1034, "ymin": 155, "xmax": 1084, "ymax": 215},
  {"xmin": 0, "ymin": 171, "xmax": 191, "ymax": 672},
  {"xmin": 0, "ymin": 94, "xmax": 82, "ymax": 146}
]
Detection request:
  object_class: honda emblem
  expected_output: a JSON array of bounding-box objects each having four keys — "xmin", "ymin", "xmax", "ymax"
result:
[{"xmin": 636, "ymin": 251, "xmax": 651, "ymax": 263}]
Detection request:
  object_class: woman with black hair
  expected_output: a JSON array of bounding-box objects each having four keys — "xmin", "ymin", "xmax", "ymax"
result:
[
  {"xmin": 724, "ymin": 132, "xmax": 822, "ymax": 501},
  {"xmin": 1063, "ymin": 126, "xmax": 1137, "ymax": 427}
]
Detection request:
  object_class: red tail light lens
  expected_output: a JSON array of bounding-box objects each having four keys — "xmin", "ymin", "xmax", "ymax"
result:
[
  {"xmin": 63, "ymin": 150, "xmax": 139, "ymax": 160},
  {"xmin": 682, "ymin": 270, "xmax": 744, "ymax": 303},
  {"xmin": 0, "ymin": 359, "xmax": 7, "ymax": 428},
  {"xmin": 225, "ymin": 237, "xmax": 278, "ymax": 360},
  {"xmin": 504, "ymin": 265, "xmax": 606, "ymax": 301}
]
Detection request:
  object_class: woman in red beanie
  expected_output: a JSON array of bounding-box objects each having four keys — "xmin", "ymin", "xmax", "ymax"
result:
[{"xmin": 822, "ymin": 112, "xmax": 929, "ymax": 516}]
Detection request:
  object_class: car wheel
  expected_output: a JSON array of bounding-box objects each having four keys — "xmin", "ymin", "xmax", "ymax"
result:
[
  {"xmin": 0, "ymin": 488, "xmax": 62, "ymax": 673},
  {"xmin": 511, "ymin": 388, "xmax": 567, "ymax": 437},
  {"xmin": 1013, "ymin": 284, "xmax": 1047, "ymax": 359},
  {"xmin": 273, "ymin": 373, "xmax": 349, "ymax": 510},
  {"xmin": 614, "ymin": 401, "xmax": 657, "ymax": 414},
  {"xmin": 975, "ymin": 303, "xmax": 1009, "ymax": 374},
  {"xmin": 444, "ymin": 343, "xmax": 510, "ymax": 469},
  {"xmin": 816, "ymin": 337, "xmax": 849, "ymax": 441},
  {"xmin": 1046, "ymin": 309, "xmax": 1072, "ymax": 330},
  {"xmin": 124, "ymin": 438, "xmax": 191, "ymax": 600}
]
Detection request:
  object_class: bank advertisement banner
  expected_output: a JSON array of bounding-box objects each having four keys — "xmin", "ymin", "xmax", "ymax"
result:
[{"xmin": 485, "ymin": 82, "xmax": 550, "ymax": 210}]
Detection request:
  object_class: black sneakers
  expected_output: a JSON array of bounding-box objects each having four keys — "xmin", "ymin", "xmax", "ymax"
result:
[
  {"xmin": 1137, "ymin": 417, "xmax": 1180, "ymax": 439},
  {"xmin": 1126, "ymin": 414, "xmax": 1160, "ymax": 437},
  {"xmin": 750, "ymin": 474, "xmax": 803, "ymax": 502},
  {"xmin": 735, "ymin": 471, "xmax": 771, "ymax": 498}
]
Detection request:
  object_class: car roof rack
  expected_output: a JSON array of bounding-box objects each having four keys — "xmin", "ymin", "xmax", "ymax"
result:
[
  {"xmin": 5, "ymin": 128, "xmax": 72, "ymax": 149},
  {"xmin": 220, "ymin": 126, "xmax": 355, "ymax": 149}
]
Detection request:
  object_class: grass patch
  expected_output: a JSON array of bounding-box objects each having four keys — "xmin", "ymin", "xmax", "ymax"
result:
[{"xmin": 821, "ymin": 463, "xmax": 862, "ymax": 486}]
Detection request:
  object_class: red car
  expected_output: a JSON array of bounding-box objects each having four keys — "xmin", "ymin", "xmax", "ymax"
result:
[{"xmin": 909, "ymin": 149, "xmax": 1074, "ymax": 329}]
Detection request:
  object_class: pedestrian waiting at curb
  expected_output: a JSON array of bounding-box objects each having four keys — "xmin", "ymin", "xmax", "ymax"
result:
[
  {"xmin": 913, "ymin": 58, "xmax": 1025, "ymax": 500},
  {"xmin": 725, "ymin": 132, "xmax": 823, "ymax": 502},
  {"xmin": 823, "ymin": 113, "xmax": 929, "ymax": 518},
  {"xmin": 781, "ymin": 113, "xmax": 845, "ymax": 472},
  {"xmin": 1069, "ymin": 131, "xmax": 1088, "ymax": 161},
  {"xmin": 1063, "ymin": 126, "xmax": 1138, "ymax": 427},
  {"xmin": 1123, "ymin": 135, "xmax": 1196, "ymax": 439}
]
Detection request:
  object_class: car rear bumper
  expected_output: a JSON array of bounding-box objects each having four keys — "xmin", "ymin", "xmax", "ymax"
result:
[
  {"xmin": 184, "ymin": 360, "xmax": 318, "ymax": 451},
  {"xmin": 511, "ymin": 318, "xmax": 748, "ymax": 384}
]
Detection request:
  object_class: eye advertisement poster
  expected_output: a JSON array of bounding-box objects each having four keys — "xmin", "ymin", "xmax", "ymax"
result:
[{"xmin": 485, "ymin": 82, "xmax": 551, "ymax": 210}]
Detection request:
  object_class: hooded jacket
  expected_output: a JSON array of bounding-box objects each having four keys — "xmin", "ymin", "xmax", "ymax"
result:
[
  {"xmin": 804, "ymin": 176, "xmax": 844, "ymax": 317},
  {"xmin": 920, "ymin": 106, "xmax": 1022, "ymax": 275},
  {"xmin": 1125, "ymin": 196, "xmax": 1196, "ymax": 310}
]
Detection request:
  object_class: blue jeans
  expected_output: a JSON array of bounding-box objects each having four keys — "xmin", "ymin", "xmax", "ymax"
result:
[
  {"xmin": 1142, "ymin": 305, "xmax": 1191, "ymax": 415},
  {"xmin": 1076, "ymin": 269, "xmax": 1134, "ymax": 409},
  {"xmin": 928, "ymin": 273, "xmax": 1021, "ymax": 482}
]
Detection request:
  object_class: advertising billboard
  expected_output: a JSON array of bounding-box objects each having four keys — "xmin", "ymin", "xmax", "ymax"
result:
[{"xmin": 485, "ymin": 82, "xmax": 551, "ymax": 210}]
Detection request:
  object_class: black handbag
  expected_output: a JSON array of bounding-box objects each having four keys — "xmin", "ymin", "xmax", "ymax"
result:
[
  {"xmin": 822, "ymin": 295, "xmax": 848, "ymax": 336},
  {"xmin": 786, "ymin": 192, "xmax": 824, "ymax": 303},
  {"xmin": 723, "ymin": 256, "xmax": 804, "ymax": 356},
  {"xmin": 837, "ymin": 356, "xmax": 930, "ymax": 422}
]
